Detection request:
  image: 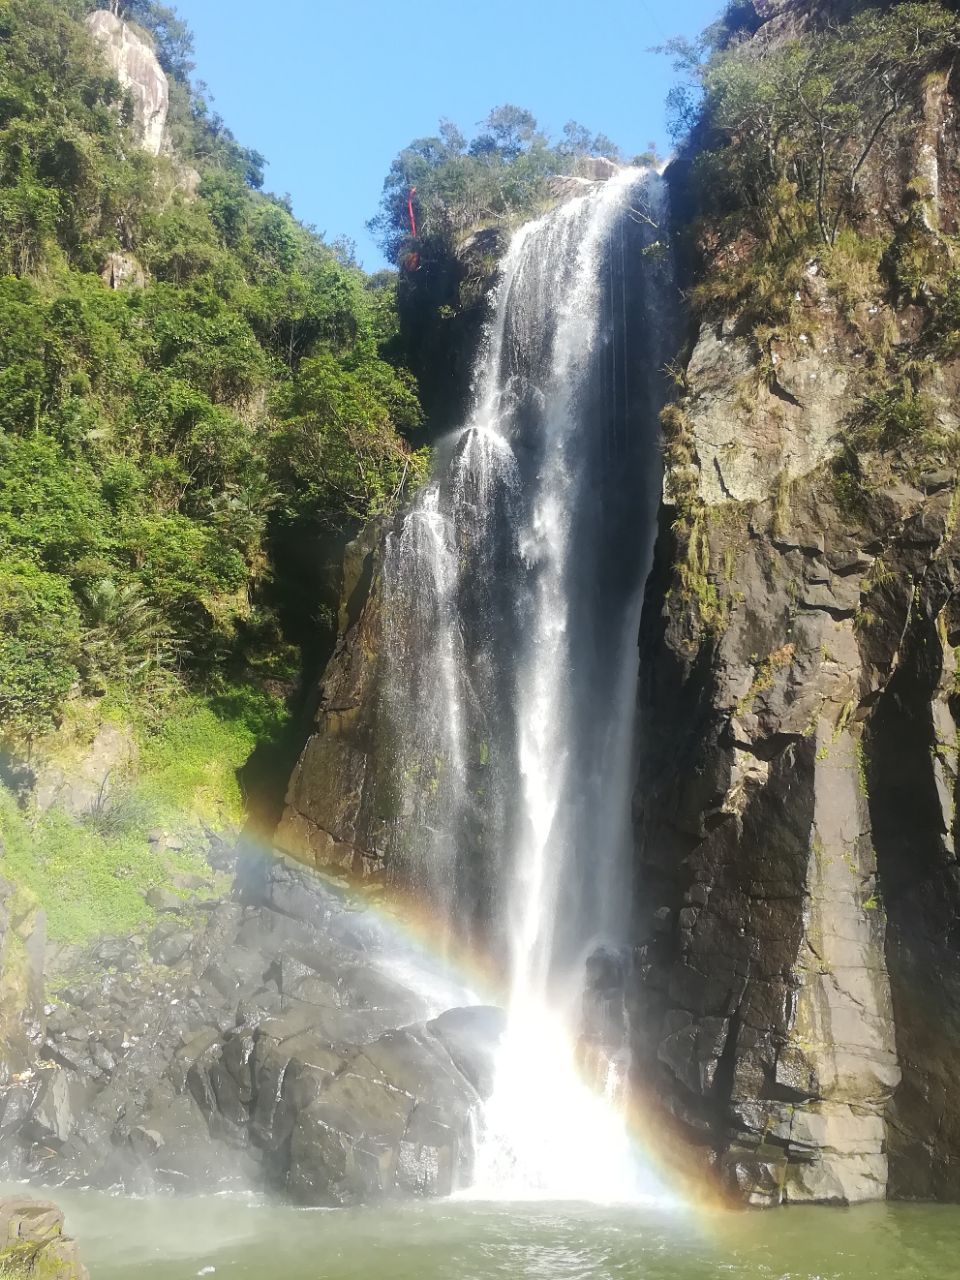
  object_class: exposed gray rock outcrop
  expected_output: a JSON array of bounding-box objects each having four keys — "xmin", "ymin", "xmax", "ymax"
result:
[
  {"xmin": 0, "ymin": 849, "xmax": 501, "ymax": 1206},
  {"xmin": 33, "ymin": 722, "xmax": 137, "ymax": 820},
  {"xmin": 100, "ymin": 250, "xmax": 146, "ymax": 290},
  {"xmin": 86, "ymin": 10, "xmax": 168, "ymax": 155},
  {"xmin": 1, "ymin": 704, "xmax": 139, "ymax": 825},
  {"xmin": 678, "ymin": 316, "xmax": 852, "ymax": 505}
]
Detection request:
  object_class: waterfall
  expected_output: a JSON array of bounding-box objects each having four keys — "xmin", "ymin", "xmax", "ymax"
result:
[{"xmin": 380, "ymin": 167, "xmax": 673, "ymax": 1198}]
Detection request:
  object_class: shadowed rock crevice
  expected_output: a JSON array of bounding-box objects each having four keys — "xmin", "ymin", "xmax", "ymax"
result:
[{"xmin": 866, "ymin": 589, "xmax": 960, "ymax": 1199}]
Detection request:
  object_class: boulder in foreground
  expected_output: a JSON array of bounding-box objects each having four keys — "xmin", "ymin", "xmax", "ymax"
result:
[{"xmin": 0, "ymin": 1195, "xmax": 87, "ymax": 1280}]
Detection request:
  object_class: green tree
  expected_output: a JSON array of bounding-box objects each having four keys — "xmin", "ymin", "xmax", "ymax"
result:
[
  {"xmin": 271, "ymin": 352, "xmax": 426, "ymax": 529},
  {"xmin": 370, "ymin": 106, "xmax": 621, "ymax": 264}
]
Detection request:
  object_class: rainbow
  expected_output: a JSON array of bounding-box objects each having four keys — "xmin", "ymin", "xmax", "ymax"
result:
[{"xmin": 262, "ymin": 843, "xmax": 733, "ymax": 1215}]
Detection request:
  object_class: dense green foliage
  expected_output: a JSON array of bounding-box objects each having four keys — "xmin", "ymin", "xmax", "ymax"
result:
[
  {"xmin": 371, "ymin": 107, "xmax": 626, "ymax": 266},
  {"xmin": 0, "ymin": 3, "xmax": 634, "ymax": 940},
  {"xmin": 0, "ymin": 0, "xmax": 427, "ymax": 735}
]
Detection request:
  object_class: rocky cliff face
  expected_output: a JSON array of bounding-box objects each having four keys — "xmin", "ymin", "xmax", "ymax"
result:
[
  {"xmin": 275, "ymin": 524, "xmax": 393, "ymax": 880},
  {"xmin": 86, "ymin": 10, "xmax": 168, "ymax": 156},
  {"xmin": 629, "ymin": 40, "xmax": 960, "ymax": 1204},
  {"xmin": 0, "ymin": 881, "xmax": 44, "ymax": 1084}
]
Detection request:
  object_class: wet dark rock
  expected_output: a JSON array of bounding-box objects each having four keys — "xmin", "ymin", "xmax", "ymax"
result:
[
  {"xmin": 285, "ymin": 1025, "xmax": 480, "ymax": 1206},
  {"xmin": 89, "ymin": 938, "xmax": 140, "ymax": 969},
  {"xmin": 581, "ymin": 948, "xmax": 629, "ymax": 1053},
  {"xmin": 201, "ymin": 945, "xmax": 271, "ymax": 1000},
  {"xmin": 148, "ymin": 926, "xmax": 195, "ymax": 967},
  {"xmin": 0, "ymin": 851, "xmax": 503, "ymax": 1206},
  {"xmin": 426, "ymin": 1006, "xmax": 505, "ymax": 1097},
  {"xmin": 287, "ymin": 973, "xmax": 340, "ymax": 1006},
  {"xmin": 0, "ymin": 1087, "xmax": 36, "ymax": 1139},
  {"xmin": 337, "ymin": 966, "xmax": 428, "ymax": 1022},
  {"xmin": 128, "ymin": 1125, "xmax": 163, "ymax": 1157}
]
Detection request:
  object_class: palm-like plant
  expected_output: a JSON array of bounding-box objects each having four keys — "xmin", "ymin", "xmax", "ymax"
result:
[{"xmin": 80, "ymin": 578, "xmax": 181, "ymax": 692}]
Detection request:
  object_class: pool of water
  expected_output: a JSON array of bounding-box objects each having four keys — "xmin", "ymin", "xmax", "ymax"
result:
[{"xmin": 16, "ymin": 1186, "xmax": 960, "ymax": 1279}]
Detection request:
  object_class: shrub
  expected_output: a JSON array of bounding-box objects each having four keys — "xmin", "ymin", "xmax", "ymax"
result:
[
  {"xmin": 851, "ymin": 384, "xmax": 932, "ymax": 452},
  {"xmin": 0, "ymin": 561, "xmax": 82, "ymax": 734}
]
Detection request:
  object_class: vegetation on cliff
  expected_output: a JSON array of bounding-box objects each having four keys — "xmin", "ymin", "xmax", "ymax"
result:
[
  {"xmin": 371, "ymin": 106, "xmax": 627, "ymax": 266},
  {"xmin": 0, "ymin": 0, "xmax": 426, "ymax": 742},
  {"xmin": 0, "ymin": 691, "xmax": 269, "ymax": 942},
  {"xmin": 659, "ymin": 0, "xmax": 960, "ymax": 632},
  {"xmin": 0, "ymin": 0, "xmax": 434, "ymax": 940},
  {"xmin": 664, "ymin": 0, "xmax": 960, "ymax": 319}
]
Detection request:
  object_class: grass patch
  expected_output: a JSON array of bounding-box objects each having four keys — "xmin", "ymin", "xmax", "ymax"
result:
[
  {"xmin": 0, "ymin": 789, "xmax": 194, "ymax": 943},
  {"xmin": 822, "ymin": 230, "xmax": 886, "ymax": 321},
  {"xmin": 0, "ymin": 682, "xmax": 287, "ymax": 943},
  {"xmin": 138, "ymin": 684, "xmax": 287, "ymax": 829}
]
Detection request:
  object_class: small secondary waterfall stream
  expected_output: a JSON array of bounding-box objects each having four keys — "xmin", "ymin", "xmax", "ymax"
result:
[{"xmin": 381, "ymin": 168, "xmax": 673, "ymax": 1198}]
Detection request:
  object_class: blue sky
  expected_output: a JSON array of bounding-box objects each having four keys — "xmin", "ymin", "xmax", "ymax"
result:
[{"xmin": 172, "ymin": 0, "xmax": 722, "ymax": 267}]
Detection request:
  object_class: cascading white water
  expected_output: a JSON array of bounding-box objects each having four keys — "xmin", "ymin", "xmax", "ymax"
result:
[
  {"xmin": 468, "ymin": 170, "xmax": 665, "ymax": 1200},
  {"xmin": 380, "ymin": 167, "xmax": 674, "ymax": 1200}
]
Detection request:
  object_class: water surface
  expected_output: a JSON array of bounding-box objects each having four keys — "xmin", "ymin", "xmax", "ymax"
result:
[{"xmin": 29, "ymin": 1189, "xmax": 960, "ymax": 1279}]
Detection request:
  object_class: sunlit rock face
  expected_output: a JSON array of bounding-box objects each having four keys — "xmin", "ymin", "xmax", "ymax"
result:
[
  {"xmin": 0, "ymin": 879, "xmax": 45, "ymax": 1083},
  {"xmin": 0, "ymin": 1196, "xmax": 88, "ymax": 1280},
  {"xmin": 86, "ymin": 11, "xmax": 168, "ymax": 155},
  {"xmin": 632, "ymin": 464, "xmax": 905, "ymax": 1204},
  {"xmin": 677, "ymin": 320, "xmax": 852, "ymax": 506},
  {"xmin": 630, "ymin": 36, "xmax": 960, "ymax": 1206},
  {"xmin": 100, "ymin": 250, "xmax": 146, "ymax": 290}
]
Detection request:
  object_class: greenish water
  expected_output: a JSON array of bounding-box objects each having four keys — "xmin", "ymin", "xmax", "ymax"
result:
[{"xmin": 21, "ymin": 1188, "xmax": 960, "ymax": 1279}]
